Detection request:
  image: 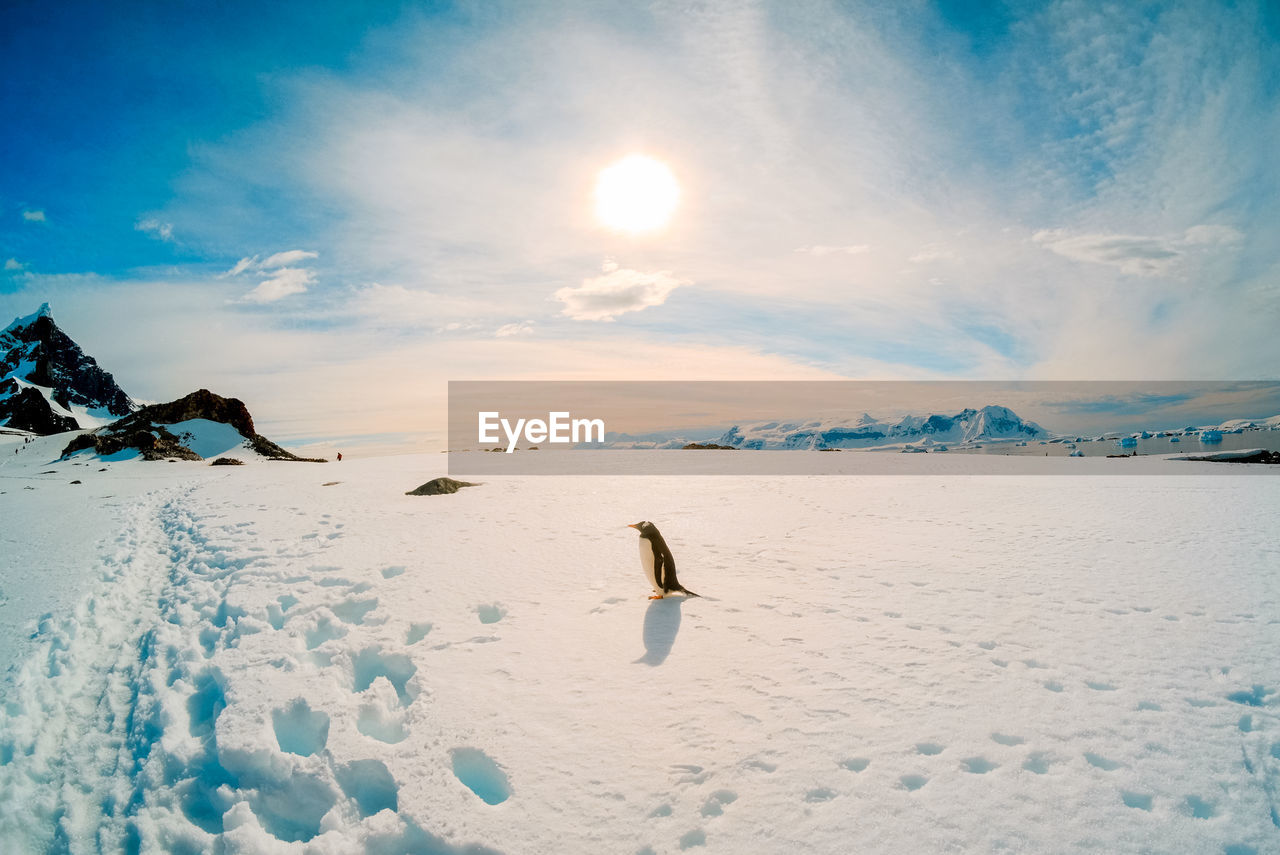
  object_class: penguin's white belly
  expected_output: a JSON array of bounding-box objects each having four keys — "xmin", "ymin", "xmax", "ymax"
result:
[{"xmin": 638, "ymin": 538, "xmax": 661, "ymax": 592}]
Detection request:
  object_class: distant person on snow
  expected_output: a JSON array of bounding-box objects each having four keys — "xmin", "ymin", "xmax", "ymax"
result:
[{"xmin": 337, "ymin": 452, "xmax": 343, "ymax": 462}]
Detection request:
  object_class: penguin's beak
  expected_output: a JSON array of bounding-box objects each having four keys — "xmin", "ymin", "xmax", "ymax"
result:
[{"xmin": 626, "ymin": 523, "xmax": 639, "ymax": 529}]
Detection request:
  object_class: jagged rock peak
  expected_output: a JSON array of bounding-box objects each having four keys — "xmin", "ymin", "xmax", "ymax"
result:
[{"xmin": 1, "ymin": 303, "xmax": 135, "ymax": 433}]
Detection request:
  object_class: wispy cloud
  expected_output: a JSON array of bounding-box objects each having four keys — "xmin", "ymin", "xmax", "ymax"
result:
[
  {"xmin": 21, "ymin": 209, "xmax": 45, "ymax": 222},
  {"xmin": 135, "ymin": 218, "xmax": 174, "ymax": 241},
  {"xmin": 554, "ymin": 262, "xmax": 687, "ymax": 322},
  {"xmin": 261, "ymin": 249, "xmax": 318, "ymax": 268},
  {"xmin": 495, "ymin": 321, "xmax": 534, "ymax": 337},
  {"xmin": 240, "ymin": 268, "xmax": 315, "ymax": 303},
  {"xmin": 1033, "ymin": 224, "xmax": 1245, "ymax": 276},
  {"xmin": 224, "ymin": 249, "xmax": 318, "ymax": 277},
  {"xmin": 4, "ymin": 258, "xmax": 23, "ymax": 271}
]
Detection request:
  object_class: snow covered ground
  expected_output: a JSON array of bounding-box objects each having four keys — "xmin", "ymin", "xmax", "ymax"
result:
[{"xmin": 1, "ymin": 441, "xmax": 1278, "ymax": 854}]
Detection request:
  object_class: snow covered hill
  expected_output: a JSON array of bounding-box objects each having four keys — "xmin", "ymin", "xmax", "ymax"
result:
[
  {"xmin": 716, "ymin": 404, "xmax": 1048, "ymax": 449},
  {"xmin": 62, "ymin": 388, "xmax": 326, "ymax": 463},
  {"xmin": 0, "ymin": 449, "xmax": 1277, "ymax": 854},
  {"xmin": 0, "ymin": 303, "xmax": 134, "ymax": 434}
]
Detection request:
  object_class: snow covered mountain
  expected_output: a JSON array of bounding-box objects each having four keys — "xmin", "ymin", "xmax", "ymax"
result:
[
  {"xmin": 61, "ymin": 388, "xmax": 325, "ymax": 462},
  {"xmin": 0, "ymin": 303, "xmax": 134, "ymax": 434},
  {"xmin": 716, "ymin": 405, "xmax": 1048, "ymax": 449}
]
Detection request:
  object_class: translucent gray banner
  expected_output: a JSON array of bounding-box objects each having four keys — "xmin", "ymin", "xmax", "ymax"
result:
[{"xmin": 447, "ymin": 381, "xmax": 1280, "ymax": 475}]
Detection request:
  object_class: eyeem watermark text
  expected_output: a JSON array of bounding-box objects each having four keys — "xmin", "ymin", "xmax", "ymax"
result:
[{"xmin": 478, "ymin": 411, "xmax": 605, "ymax": 453}]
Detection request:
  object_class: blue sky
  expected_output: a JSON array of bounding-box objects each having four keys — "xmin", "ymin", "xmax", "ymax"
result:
[{"xmin": 3, "ymin": 1, "xmax": 1278, "ymax": 451}]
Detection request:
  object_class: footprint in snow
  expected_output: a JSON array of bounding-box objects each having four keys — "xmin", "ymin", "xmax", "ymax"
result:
[
  {"xmin": 406, "ymin": 622, "xmax": 432, "ymax": 645},
  {"xmin": 272, "ymin": 698, "xmax": 329, "ymax": 757},
  {"xmin": 671, "ymin": 764, "xmax": 708, "ymax": 785},
  {"xmin": 1022, "ymin": 752, "xmax": 1052, "ymax": 774},
  {"xmin": 961, "ymin": 757, "xmax": 998, "ymax": 774},
  {"xmin": 351, "ymin": 647, "xmax": 418, "ymax": 706},
  {"xmin": 1084, "ymin": 752, "xmax": 1122, "ymax": 771},
  {"xmin": 336, "ymin": 758, "xmax": 399, "ymax": 817},
  {"xmin": 899, "ymin": 774, "xmax": 928, "ymax": 791},
  {"xmin": 1184, "ymin": 795, "xmax": 1216, "ymax": 819},
  {"xmin": 451, "ymin": 747, "xmax": 510, "ymax": 805},
  {"xmin": 477, "ymin": 604, "xmax": 506, "ymax": 624},
  {"xmin": 332, "ymin": 598, "xmax": 379, "ymax": 625},
  {"xmin": 1121, "ymin": 791, "xmax": 1153, "ymax": 811},
  {"xmin": 678, "ymin": 828, "xmax": 706, "ymax": 849},
  {"xmin": 701, "ymin": 790, "xmax": 738, "ymax": 816}
]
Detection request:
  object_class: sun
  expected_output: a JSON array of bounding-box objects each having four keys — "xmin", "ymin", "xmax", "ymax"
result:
[{"xmin": 594, "ymin": 154, "xmax": 680, "ymax": 233}]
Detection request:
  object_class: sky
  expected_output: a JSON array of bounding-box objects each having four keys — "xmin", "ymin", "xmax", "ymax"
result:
[{"xmin": 2, "ymin": 0, "xmax": 1278, "ymax": 452}]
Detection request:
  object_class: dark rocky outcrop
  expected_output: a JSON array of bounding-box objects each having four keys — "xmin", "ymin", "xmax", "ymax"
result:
[
  {"xmin": 60, "ymin": 389, "xmax": 326, "ymax": 462},
  {"xmin": 211, "ymin": 457, "xmax": 245, "ymax": 466},
  {"xmin": 0, "ymin": 304, "xmax": 134, "ymax": 434},
  {"xmin": 132, "ymin": 388, "xmax": 256, "ymax": 438},
  {"xmin": 0, "ymin": 383, "xmax": 79, "ymax": 434},
  {"xmin": 1185, "ymin": 449, "xmax": 1280, "ymax": 465},
  {"xmin": 406, "ymin": 477, "xmax": 479, "ymax": 496},
  {"xmin": 62, "ymin": 423, "xmax": 202, "ymax": 461},
  {"xmin": 681, "ymin": 442, "xmax": 737, "ymax": 450}
]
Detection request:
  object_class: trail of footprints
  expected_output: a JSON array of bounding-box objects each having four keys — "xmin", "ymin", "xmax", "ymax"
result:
[
  {"xmin": 150, "ymin": 504, "xmax": 513, "ymax": 847},
  {"xmin": 86, "ymin": 498, "xmax": 1277, "ymax": 853}
]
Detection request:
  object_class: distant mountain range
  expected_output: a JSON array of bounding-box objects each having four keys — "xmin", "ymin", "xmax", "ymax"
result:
[
  {"xmin": 716, "ymin": 405, "xmax": 1048, "ymax": 449},
  {"xmin": 601, "ymin": 405, "xmax": 1049, "ymax": 450},
  {"xmin": 1, "ymin": 304, "xmax": 321, "ymax": 462}
]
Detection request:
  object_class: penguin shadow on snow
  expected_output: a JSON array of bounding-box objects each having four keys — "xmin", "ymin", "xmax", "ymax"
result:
[{"xmin": 635, "ymin": 597, "xmax": 686, "ymax": 666}]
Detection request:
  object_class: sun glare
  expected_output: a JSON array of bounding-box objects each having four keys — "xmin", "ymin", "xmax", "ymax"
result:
[{"xmin": 594, "ymin": 155, "xmax": 680, "ymax": 233}]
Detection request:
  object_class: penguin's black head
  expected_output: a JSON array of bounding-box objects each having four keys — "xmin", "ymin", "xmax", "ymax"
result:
[{"xmin": 627, "ymin": 521, "xmax": 656, "ymax": 535}]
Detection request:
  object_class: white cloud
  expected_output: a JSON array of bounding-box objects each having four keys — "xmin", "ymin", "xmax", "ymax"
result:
[
  {"xmin": 1033, "ymin": 224, "xmax": 1244, "ymax": 277},
  {"xmin": 4, "ymin": 258, "xmax": 23, "ymax": 271},
  {"xmin": 1033, "ymin": 231, "xmax": 1181, "ymax": 276},
  {"xmin": 22, "ymin": 210, "xmax": 45, "ymax": 222},
  {"xmin": 135, "ymin": 218, "xmax": 174, "ymax": 241},
  {"xmin": 554, "ymin": 265, "xmax": 688, "ymax": 322},
  {"xmin": 224, "ymin": 256, "xmax": 257, "ymax": 277},
  {"xmin": 241, "ymin": 268, "xmax": 315, "ymax": 303},
  {"xmin": 794, "ymin": 245, "xmax": 869, "ymax": 256},
  {"xmin": 262, "ymin": 249, "xmax": 319, "ymax": 268},
  {"xmin": 495, "ymin": 321, "xmax": 534, "ymax": 337},
  {"xmin": 223, "ymin": 250, "xmax": 318, "ymax": 278}
]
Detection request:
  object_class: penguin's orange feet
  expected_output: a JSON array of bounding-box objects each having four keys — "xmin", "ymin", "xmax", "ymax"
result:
[{"xmin": 648, "ymin": 594, "xmax": 665, "ymax": 600}]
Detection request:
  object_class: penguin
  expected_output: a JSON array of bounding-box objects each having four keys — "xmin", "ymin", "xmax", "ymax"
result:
[{"xmin": 627, "ymin": 521, "xmax": 699, "ymax": 599}]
